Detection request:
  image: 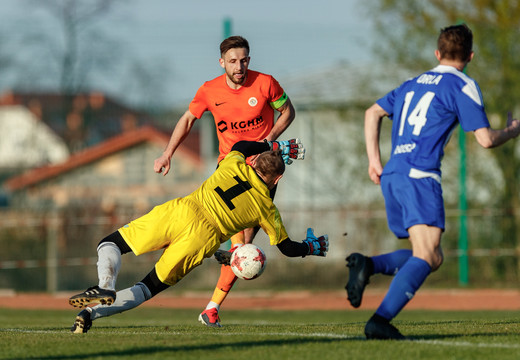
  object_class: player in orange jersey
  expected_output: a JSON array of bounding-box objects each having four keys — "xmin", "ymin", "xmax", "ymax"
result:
[{"xmin": 153, "ymin": 36, "xmax": 297, "ymax": 327}]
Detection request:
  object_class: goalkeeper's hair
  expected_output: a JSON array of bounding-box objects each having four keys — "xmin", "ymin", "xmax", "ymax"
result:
[
  {"xmin": 438, "ymin": 24, "xmax": 473, "ymax": 62},
  {"xmin": 255, "ymin": 150, "xmax": 285, "ymax": 180},
  {"xmin": 220, "ymin": 36, "xmax": 250, "ymax": 57}
]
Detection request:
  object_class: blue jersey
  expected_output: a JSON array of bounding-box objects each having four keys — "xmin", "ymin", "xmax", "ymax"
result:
[{"xmin": 377, "ymin": 65, "xmax": 490, "ymax": 179}]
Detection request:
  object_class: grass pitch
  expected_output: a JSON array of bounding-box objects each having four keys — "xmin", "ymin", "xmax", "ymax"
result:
[{"xmin": 1, "ymin": 307, "xmax": 519, "ymax": 359}]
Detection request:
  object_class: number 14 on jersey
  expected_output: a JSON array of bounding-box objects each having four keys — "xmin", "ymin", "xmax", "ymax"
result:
[{"xmin": 398, "ymin": 91, "xmax": 435, "ymax": 136}]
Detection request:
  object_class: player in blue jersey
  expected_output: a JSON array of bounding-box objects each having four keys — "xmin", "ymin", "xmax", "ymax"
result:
[{"xmin": 345, "ymin": 24, "xmax": 520, "ymax": 340}]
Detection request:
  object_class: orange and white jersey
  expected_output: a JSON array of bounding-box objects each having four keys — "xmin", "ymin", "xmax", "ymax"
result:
[{"xmin": 189, "ymin": 70, "xmax": 288, "ymax": 162}]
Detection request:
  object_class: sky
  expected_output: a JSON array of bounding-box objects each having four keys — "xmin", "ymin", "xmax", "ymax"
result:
[
  {"xmin": 124, "ymin": 0, "xmax": 375, "ymax": 105},
  {"xmin": 2, "ymin": 0, "xmax": 376, "ymax": 108}
]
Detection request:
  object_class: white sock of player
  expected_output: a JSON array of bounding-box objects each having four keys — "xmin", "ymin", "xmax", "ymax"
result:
[
  {"xmin": 90, "ymin": 282, "xmax": 152, "ymax": 320},
  {"xmin": 205, "ymin": 301, "xmax": 220, "ymax": 311},
  {"xmin": 96, "ymin": 242, "xmax": 121, "ymax": 291}
]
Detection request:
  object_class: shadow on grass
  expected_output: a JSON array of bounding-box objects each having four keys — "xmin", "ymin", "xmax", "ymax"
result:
[{"xmin": 15, "ymin": 337, "xmax": 358, "ymax": 360}]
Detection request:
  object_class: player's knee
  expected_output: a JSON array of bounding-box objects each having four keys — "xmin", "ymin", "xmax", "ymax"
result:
[
  {"xmin": 98, "ymin": 231, "xmax": 132, "ymax": 254},
  {"xmin": 430, "ymin": 250, "xmax": 444, "ymax": 272},
  {"xmin": 139, "ymin": 268, "xmax": 170, "ymax": 298}
]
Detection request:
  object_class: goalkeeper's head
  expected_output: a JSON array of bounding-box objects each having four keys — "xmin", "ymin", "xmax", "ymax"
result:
[{"xmin": 252, "ymin": 150, "xmax": 285, "ymax": 190}]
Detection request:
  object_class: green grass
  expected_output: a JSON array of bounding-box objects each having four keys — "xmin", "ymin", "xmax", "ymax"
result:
[{"xmin": 1, "ymin": 308, "xmax": 519, "ymax": 359}]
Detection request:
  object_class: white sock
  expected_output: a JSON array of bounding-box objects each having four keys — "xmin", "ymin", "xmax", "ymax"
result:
[
  {"xmin": 90, "ymin": 282, "xmax": 152, "ymax": 321},
  {"xmin": 205, "ymin": 301, "xmax": 220, "ymax": 311},
  {"xmin": 96, "ymin": 242, "xmax": 121, "ymax": 291}
]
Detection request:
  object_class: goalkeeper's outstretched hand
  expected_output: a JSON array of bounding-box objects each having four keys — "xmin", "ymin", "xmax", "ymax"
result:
[
  {"xmin": 302, "ymin": 228, "xmax": 329, "ymax": 256},
  {"xmin": 267, "ymin": 138, "xmax": 305, "ymax": 165}
]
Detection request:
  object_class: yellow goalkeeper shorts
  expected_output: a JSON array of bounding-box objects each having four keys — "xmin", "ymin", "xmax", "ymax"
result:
[{"xmin": 118, "ymin": 198, "xmax": 222, "ymax": 286}]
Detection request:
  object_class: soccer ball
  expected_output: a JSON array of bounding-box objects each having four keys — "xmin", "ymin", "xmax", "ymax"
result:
[{"xmin": 230, "ymin": 244, "xmax": 267, "ymax": 280}]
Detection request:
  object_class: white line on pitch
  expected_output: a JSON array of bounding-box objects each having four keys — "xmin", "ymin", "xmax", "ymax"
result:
[
  {"xmin": 414, "ymin": 339, "xmax": 520, "ymax": 349},
  {"xmin": 3, "ymin": 328, "xmax": 520, "ymax": 350}
]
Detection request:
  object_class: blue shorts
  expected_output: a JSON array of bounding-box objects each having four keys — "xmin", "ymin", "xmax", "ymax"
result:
[{"xmin": 380, "ymin": 172, "xmax": 445, "ymax": 238}]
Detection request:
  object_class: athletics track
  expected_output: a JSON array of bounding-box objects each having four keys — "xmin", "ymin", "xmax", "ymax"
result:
[{"xmin": 0, "ymin": 289, "xmax": 518, "ymax": 310}]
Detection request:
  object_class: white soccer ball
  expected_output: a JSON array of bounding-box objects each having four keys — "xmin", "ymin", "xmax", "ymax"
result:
[{"xmin": 230, "ymin": 244, "xmax": 267, "ymax": 280}]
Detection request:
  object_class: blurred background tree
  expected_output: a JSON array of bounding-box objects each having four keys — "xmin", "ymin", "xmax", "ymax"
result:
[{"xmin": 1, "ymin": 0, "xmax": 170, "ymax": 110}]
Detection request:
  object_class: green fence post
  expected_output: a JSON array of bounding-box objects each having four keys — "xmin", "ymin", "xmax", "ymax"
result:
[
  {"xmin": 459, "ymin": 126, "xmax": 469, "ymax": 285},
  {"xmin": 221, "ymin": 17, "xmax": 232, "ymax": 251},
  {"xmin": 223, "ymin": 17, "xmax": 232, "ymax": 39}
]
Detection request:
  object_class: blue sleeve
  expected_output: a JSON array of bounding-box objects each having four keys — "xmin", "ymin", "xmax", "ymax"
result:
[
  {"xmin": 376, "ymin": 90, "xmax": 396, "ymax": 118},
  {"xmin": 376, "ymin": 81, "xmax": 410, "ymax": 120},
  {"xmin": 454, "ymin": 80, "xmax": 490, "ymax": 132}
]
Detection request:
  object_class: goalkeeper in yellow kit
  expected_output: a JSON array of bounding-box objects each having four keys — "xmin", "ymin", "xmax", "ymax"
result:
[{"xmin": 68, "ymin": 139, "xmax": 328, "ymax": 333}]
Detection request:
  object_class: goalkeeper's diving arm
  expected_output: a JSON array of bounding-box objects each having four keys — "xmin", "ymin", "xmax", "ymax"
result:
[{"xmin": 277, "ymin": 228, "xmax": 329, "ymax": 257}]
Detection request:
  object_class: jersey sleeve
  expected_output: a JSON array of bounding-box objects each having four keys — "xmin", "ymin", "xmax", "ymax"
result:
[
  {"xmin": 188, "ymin": 84, "xmax": 209, "ymax": 119},
  {"xmin": 268, "ymin": 76, "xmax": 288, "ymax": 110},
  {"xmin": 259, "ymin": 205, "xmax": 289, "ymax": 245},
  {"xmin": 376, "ymin": 81, "xmax": 409, "ymax": 119},
  {"xmin": 454, "ymin": 80, "xmax": 490, "ymax": 132}
]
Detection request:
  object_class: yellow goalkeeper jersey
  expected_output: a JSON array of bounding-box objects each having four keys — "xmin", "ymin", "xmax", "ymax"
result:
[{"xmin": 186, "ymin": 150, "xmax": 288, "ymax": 245}]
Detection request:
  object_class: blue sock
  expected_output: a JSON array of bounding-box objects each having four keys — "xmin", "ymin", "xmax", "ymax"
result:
[
  {"xmin": 372, "ymin": 249, "xmax": 413, "ymax": 275},
  {"xmin": 375, "ymin": 256, "xmax": 431, "ymax": 320}
]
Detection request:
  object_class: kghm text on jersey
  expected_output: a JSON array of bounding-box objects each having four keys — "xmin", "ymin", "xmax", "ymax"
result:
[
  {"xmin": 416, "ymin": 74, "xmax": 443, "ymax": 85},
  {"xmin": 230, "ymin": 116, "xmax": 264, "ymax": 130},
  {"xmin": 394, "ymin": 143, "xmax": 416, "ymax": 155}
]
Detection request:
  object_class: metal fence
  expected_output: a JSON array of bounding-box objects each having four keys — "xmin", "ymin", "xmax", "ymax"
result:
[{"xmin": 1, "ymin": 205, "xmax": 518, "ymax": 294}]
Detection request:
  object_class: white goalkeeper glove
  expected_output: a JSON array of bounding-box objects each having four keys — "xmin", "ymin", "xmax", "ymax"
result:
[{"xmin": 302, "ymin": 228, "xmax": 329, "ymax": 257}]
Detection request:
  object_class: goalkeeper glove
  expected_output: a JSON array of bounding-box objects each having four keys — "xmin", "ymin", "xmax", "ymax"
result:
[
  {"xmin": 266, "ymin": 138, "xmax": 305, "ymax": 165},
  {"xmin": 214, "ymin": 244, "xmax": 241, "ymax": 265},
  {"xmin": 302, "ymin": 228, "xmax": 329, "ymax": 257}
]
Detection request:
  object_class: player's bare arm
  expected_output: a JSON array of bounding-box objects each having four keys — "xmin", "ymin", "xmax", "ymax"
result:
[
  {"xmin": 473, "ymin": 112, "xmax": 520, "ymax": 148},
  {"xmin": 264, "ymin": 98, "xmax": 295, "ymax": 142},
  {"xmin": 364, "ymin": 103, "xmax": 387, "ymax": 185},
  {"xmin": 154, "ymin": 110, "xmax": 198, "ymax": 176}
]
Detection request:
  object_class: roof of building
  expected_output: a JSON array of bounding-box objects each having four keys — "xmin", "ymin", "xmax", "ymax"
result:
[
  {"xmin": 0, "ymin": 91, "xmax": 155, "ymax": 153},
  {"xmin": 4, "ymin": 125, "xmax": 201, "ymax": 191}
]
